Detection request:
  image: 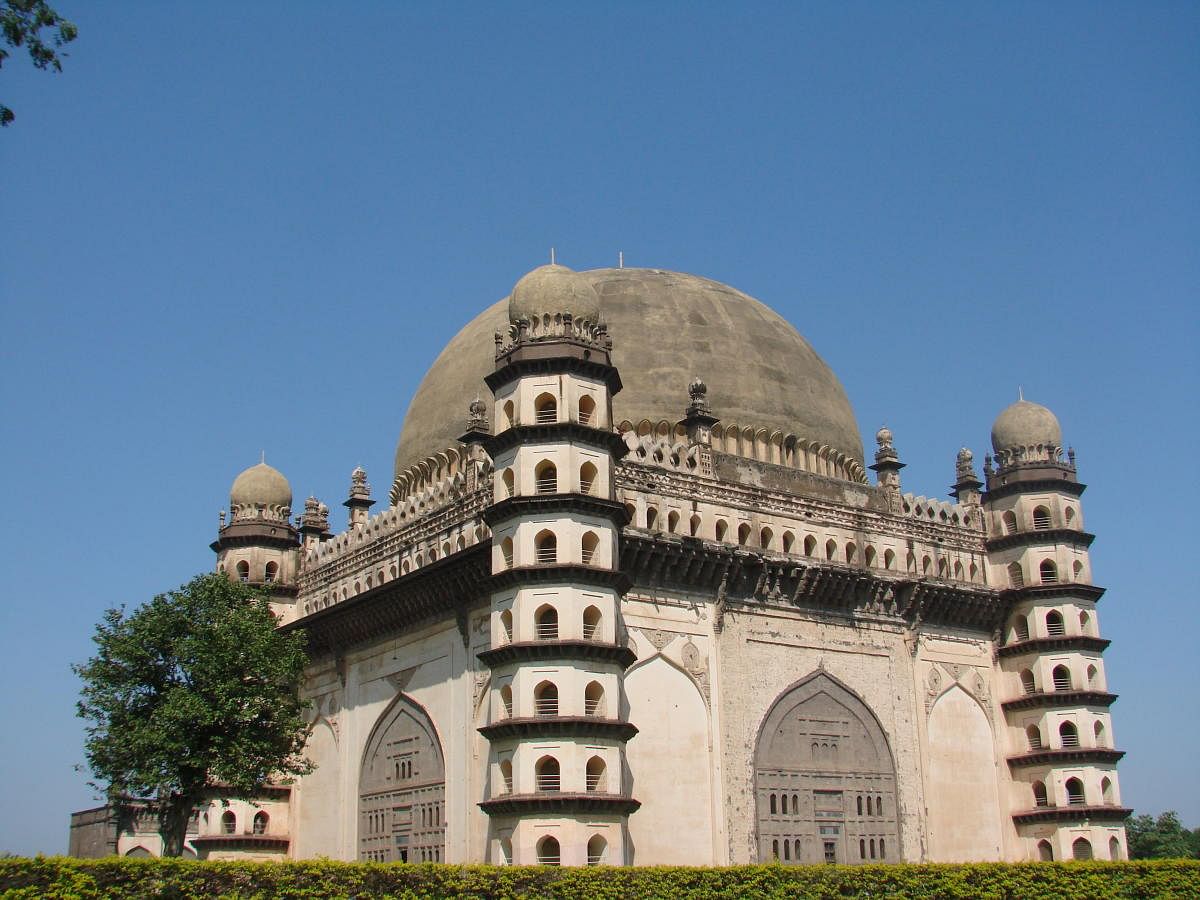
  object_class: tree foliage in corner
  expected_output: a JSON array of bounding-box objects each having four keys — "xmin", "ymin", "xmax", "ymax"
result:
[
  {"xmin": 1, "ymin": 0, "xmax": 77, "ymax": 126},
  {"xmin": 75, "ymin": 574, "xmax": 312, "ymax": 856},
  {"xmin": 1127, "ymin": 811, "xmax": 1200, "ymax": 860}
]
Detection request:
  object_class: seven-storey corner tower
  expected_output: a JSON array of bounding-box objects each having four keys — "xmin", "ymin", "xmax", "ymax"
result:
[
  {"xmin": 475, "ymin": 265, "xmax": 639, "ymax": 866},
  {"xmin": 983, "ymin": 399, "xmax": 1128, "ymax": 862}
]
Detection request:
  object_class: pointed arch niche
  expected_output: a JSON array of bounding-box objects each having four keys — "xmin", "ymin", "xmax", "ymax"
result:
[
  {"xmin": 925, "ymin": 685, "xmax": 1002, "ymax": 861},
  {"xmin": 624, "ymin": 655, "xmax": 713, "ymax": 864},
  {"xmin": 754, "ymin": 671, "xmax": 899, "ymax": 865},
  {"xmin": 293, "ymin": 718, "xmax": 340, "ymax": 858},
  {"xmin": 358, "ymin": 693, "xmax": 446, "ymax": 862}
]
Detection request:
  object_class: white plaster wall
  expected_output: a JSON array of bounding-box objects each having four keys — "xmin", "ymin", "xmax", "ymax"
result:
[
  {"xmin": 925, "ymin": 686, "xmax": 1003, "ymax": 861},
  {"xmin": 293, "ymin": 720, "xmax": 340, "ymax": 858},
  {"xmin": 625, "ymin": 655, "xmax": 714, "ymax": 864}
]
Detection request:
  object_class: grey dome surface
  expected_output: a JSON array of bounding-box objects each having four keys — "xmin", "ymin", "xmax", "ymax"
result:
[
  {"xmin": 230, "ymin": 461, "xmax": 292, "ymax": 509},
  {"xmin": 509, "ymin": 264, "xmax": 601, "ymax": 324},
  {"xmin": 991, "ymin": 399, "xmax": 1062, "ymax": 453},
  {"xmin": 394, "ymin": 268, "xmax": 863, "ymax": 480}
]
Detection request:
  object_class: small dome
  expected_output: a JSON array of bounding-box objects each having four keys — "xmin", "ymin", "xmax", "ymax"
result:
[
  {"xmin": 230, "ymin": 461, "xmax": 292, "ymax": 510},
  {"xmin": 991, "ymin": 399, "xmax": 1062, "ymax": 453},
  {"xmin": 508, "ymin": 264, "xmax": 601, "ymax": 324}
]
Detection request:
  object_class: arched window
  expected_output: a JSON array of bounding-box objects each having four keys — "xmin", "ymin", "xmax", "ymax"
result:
[
  {"xmin": 738, "ymin": 523, "xmax": 752, "ymax": 545},
  {"xmin": 804, "ymin": 535, "xmax": 817, "ymax": 557},
  {"xmin": 582, "ymin": 605, "xmax": 602, "ymax": 640},
  {"xmin": 668, "ymin": 511, "xmax": 680, "ymax": 534},
  {"xmin": 585, "ymin": 755, "xmax": 607, "ymax": 792},
  {"xmin": 646, "ymin": 507, "xmax": 659, "ymax": 531},
  {"xmin": 758, "ymin": 526, "xmax": 772, "ymax": 549},
  {"xmin": 581, "ymin": 531, "xmax": 600, "ymax": 566},
  {"xmin": 534, "ymin": 605, "xmax": 558, "ymax": 640},
  {"xmin": 906, "ymin": 551, "xmax": 917, "ymax": 574},
  {"xmin": 1026, "ymin": 724, "xmax": 1043, "ymax": 750},
  {"xmin": 845, "ymin": 542, "xmax": 857, "ymax": 564},
  {"xmin": 860, "ymin": 838, "xmax": 866, "ymax": 859},
  {"xmin": 499, "ymin": 609, "xmax": 513, "ymax": 643},
  {"xmin": 1101, "ymin": 776, "xmax": 1114, "ymax": 804},
  {"xmin": 937, "ymin": 558, "xmax": 949, "ymax": 578},
  {"xmin": 221, "ymin": 811, "xmax": 236, "ymax": 834},
  {"xmin": 1007, "ymin": 561, "xmax": 1025, "ymax": 588},
  {"xmin": 534, "ymin": 460, "xmax": 558, "ymax": 494},
  {"xmin": 782, "ymin": 531, "xmax": 795, "ymax": 553},
  {"xmin": 253, "ymin": 812, "xmax": 268, "ymax": 835},
  {"xmin": 772, "ymin": 839, "xmax": 779, "ymax": 859},
  {"xmin": 537, "ymin": 835, "xmax": 561, "ymax": 865},
  {"xmin": 584, "ymin": 680, "xmax": 605, "ymax": 717},
  {"xmin": 1087, "ymin": 664, "xmax": 1099, "ymax": 689},
  {"xmin": 499, "ymin": 759, "xmax": 513, "ymax": 794},
  {"xmin": 879, "ymin": 839, "xmax": 885, "ymax": 859},
  {"xmin": 770, "ymin": 793, "xmax": 777, "ymax": 815},
  {"xmin": 825, "ymin": 539, "xmax": 837, "ymax": 561},
  {"xmin": 499, "ymin": 684, "xmax": 513, "ymax": 717},
  {"xmin": 1059, "ymin": 721, "xmax": 1080, "ymax": 749},
  {"xmin": 501, "ymin": 468, "xmax": 515, "ymax": 498},
  {"xmin": 1038, "ymin": 839, "xmax": 1054, "ymax": 861},
  {"xmin": 264, "ymin": 561, "xmax": 278, "ymax": 583},
  {"xmin": 1045, "ymin": 610, "xmax": 1065, "ymax": 636},
  {"xmin": 715, "ymin": 519, "xmax": 729, "ymax": 542},
  {"xmin": 1109, "ymin": 836, "xmax": 1121, "ymax": 860},
  {"xmin": 500, "ymin": 537, "xmax": 514, "ymax": 569},
  {"xmin": 783, "ymin": 839, "xmax": 791, "ymax": 860},
  {"xmin": 587, "ymin": 834, "xmax": 607, "ymax": 866},
  {"xmin": 579, "ymin": 461, "xmax": 598, "ymax": 495},
  {"xmin": 501, "ymin": 399, "xmax": 514, "ymax": 431},
  {"xmin": 1032, "ymin": 505, "xmax": 1052, "ymax": 530},
  {"xmin": 1052, "ymin": 665, "xmax": 1073, "ymax": 692},
  {"xmin": 870, "ymin": 838, "xmax": 876, "ymax": 859},
  {"xmin": 1032, "ymin": 781, "xmax": 1048, "ymax": 807},
  {"xmin": 865, "ymin": 545, "xmax": 877, "ymax": 568},
  {"xmin": 578, "ymin": 394, "xmax": 596, "ymax": 426},
  {"xmin": 534, "ymin": 681, "xmax": 559, "ymax": 718},
  {"xmin": 236, "ymin": 560, "xmax": 250, "ymax": 582},
  {"xmin": 1072, "ymin": 838, "xmax": 1093, "ymax": 860},
  {"xmin": 1039, "ymin": 559, "xmax": 1058, "ymax": 584},
  {"xmin": 1094, "ymin": 719, "xmax": 1106, "ymax": 746},
  {"xmin": 922, "ymin": 555, "xmax": 933, "ymax": 576},
  {"xmin": 1014, "ymin": 614, "xmax": 1030, "ymax": 643},
  {"xmin": 534, "ymin": 530, "xmax": 557, "ymax": 565},
  {"xmin": 792, "ymin": 795, "xmax": 799, "ymax": 815},
  {"xmin": 857, "ymin": 795, "xmax": 863, "ymax": 815},
  {"xmin": 1002, "ymin": 510, "xmax": 1018, "ymax": 535},
  {"xmin": 1065, "ymin": 506, "xmax": 1076, "ymax": 525},
  {"xmin": 624, "ymin": 502, "xmax": 636, "ymax": 524},
  {"xmin": 884, "ymin": 548, "xmax": 895, "ymax": 570},
  {"xmin": 690, "ymin": 514, "xmax": 702, "ymax": 537},
  {"xmin": 953, "ymin": 561, "xmax": 964, "ymax": 580},
  {"xmin": 866, "ymin": 796, "xmax": 873, "ymax": 815},
  {"xmin": 534, "ymin": 392, "xmax": 557, "ymax": 424},
  {"xmin": 1020, "ymin": 669, "xmax": 1036, "ymax": 695}
]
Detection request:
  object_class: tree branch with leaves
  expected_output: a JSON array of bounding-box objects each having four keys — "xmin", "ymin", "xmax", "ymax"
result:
[
  {"xmin": 1, "ymin": 0, "xmax": 77, "ymax": 126},
  {"xmin": 74, "ymin": 574, "xmax": 313, "ymax": 856}
]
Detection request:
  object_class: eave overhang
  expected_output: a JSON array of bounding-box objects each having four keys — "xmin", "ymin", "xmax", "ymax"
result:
[
  {"xmin": 478, "ymin": 716, "xmax": 638, "ymax": 742},
  {"xmin": 1011, "ymin": 805, "xmax": 1132, "ymax": 825},
  {"xmin": 484, "ymin": 423, "xmax": 630, "ymax": 460},
  {"xmin": 483, "ymin": 494, "xmax": 629, "ymax": 528},
  {"xmin": 478, "ymin": 792, "xmax": 640, "ymax": 817},
  {"xmin": 998, "ymin": 635, "xmax": 1111, "ymax": 658},
  {"xmin": 477, "ymin": 640, "xmax": 637, "ymax": 670},
  {"xmin": 1001, "ymin": 690, "xmax": 1118, "ymax": 712},
  {"xmin": 1007, "ymin": 748, "xmax": 1125, "ymax": 769},
  {"xmin": 986, "ymin": 528, "xmax": 1096, "ymax": 552}
]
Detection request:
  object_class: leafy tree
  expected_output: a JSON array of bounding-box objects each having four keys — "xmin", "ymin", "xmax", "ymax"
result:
[
  {"xmin": 75, "ymin": 573, "xmax": 312, "ymax": 857},
  {"xmin": 1, "ymin": 0, "xmax": 77, "ymax": 126},
  {"xmin": 1126, "ymin": 811, "xmax": 1200, "ymax": 859}
]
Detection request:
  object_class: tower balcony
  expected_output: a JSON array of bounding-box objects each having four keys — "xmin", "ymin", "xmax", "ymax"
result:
[
  {"xmin": 998, "ymin": 635, "xmax": 1110, "ymax": 658},
  {"xmin": 1007, "ymin": 748, "xmax": 1125, "ymax": 769},
  {"xmin": 1001, "ymin": 690, "xmax": 1117, "ymax": 713},
  {"xmin": 478, "ymin": 792, "xmax": 640, "ymax": 817},
  {"xmin": 1011, "ymin": 804, "xmax": 1132, "ymax": 826},
  {"xmin": 477, "ymin": 639, "xmax": 637, "ymax": 670},
  {"xmin": 478, "ymin": 716, "xmax": 638, "ymax": 742}
]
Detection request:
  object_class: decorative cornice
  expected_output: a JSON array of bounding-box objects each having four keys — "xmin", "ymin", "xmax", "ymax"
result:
[
  {"xmin": 190, "ymin": 833, "xmax": 290, "ymax": 850},
  {"xmin": 477, "ymin": 640, "xmax": 638, "ymax": 670},
  {"xmin": 483, "ymin": 494, "xmax": 630, "ymax": 528},
  {"xmin": 984, "ymin": 477, "xmax": 1086, "ymax": 503},
  {"xmin": 986, "ymin": 529, "xmax": 1095, "ymax": 552},
  {"xmin": 1001, "ymin": 690, "xmax": 1118, "ymax": 712},
  {"xmin": 283, "ymin": 543, "xmax": 492, "ymax": 655},
  {"xmin": 1007, "ymin": 748, "xmax": 1125, "ymax": 769},
  {"xmin": 998, "ymin": 635, "xmax": 1111, "ymax": 658},
  {"xmin": 484, "ymin": 423, "xmax": 630, "ymax": 460},
  {"xmin": 478, "ymin": 716, "xmax": 638, "ymax": 742},
  {"xmin": 489, "ymin": 564, "xmax": 632, "ymax": 594},
  {"xmin": 485, "ymin": 346, "xmax": 622, "ymax": 395},
  {"xmin": 477, "ymin": 792, "xmax": 640, "ymax": 817},
  {"xmin": 1002, "ymin": 583, "xmax": 1107, "ymax": 604},
  {"xmin": 1011, "ymin": 805, "xmax": 1132, "ymax": 825}
]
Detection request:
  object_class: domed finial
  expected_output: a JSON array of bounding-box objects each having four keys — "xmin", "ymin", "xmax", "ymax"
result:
[
  {"xmin": 875, "ymin": 425, "xmax": 895, "ymax": 455},
  {"xmin": 687, "ymin": 377, "xmax": 710, "ymax": 414},
  {"xmin": 508, "ymin": 263, "xmax": 601, "ymax": 326},
  {"xmin": 466, "ymin": 396, "xmax": 488, "ymax": 432}
]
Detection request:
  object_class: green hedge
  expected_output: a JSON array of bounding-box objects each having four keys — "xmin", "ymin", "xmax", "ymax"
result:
[{"xmin": 2, "ymin": 858, "xmax": 1198, "ymax": 900}]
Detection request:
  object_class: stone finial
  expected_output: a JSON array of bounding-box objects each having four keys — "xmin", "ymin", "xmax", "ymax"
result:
[
  {"xmin": 874, "ymin": 425, "xmax": 898, "ymax": 464},
  {"xmin": 301, "ymin": 496, "xmax": 330, "ymax": 532},
  {"xmin": 955, "ymin": 447, "xmax": 975, "ymax": 482},
  {"xmin": 349, "ymin": 466, "xmax": 372, "ymax": 502},
  {"xmin": 983, "ymin": 453, "xmax": 995, "ymax": 478},
  {"xmin": 687, "ymin": 377, "xmax": 710, "ymax": 415},
  {"xmin": 218, "ymin": 509, "xmax": 226, "ymax": 529},
  {"xmin": 466, "ymin": 396, "xmax": 489, "ymax": 433},
  {"xmin": 1067, "ymin": 447, "xmax": 1076, "ymax": 468}
]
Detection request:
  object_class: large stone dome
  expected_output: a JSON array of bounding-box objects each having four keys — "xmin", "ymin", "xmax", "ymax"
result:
[
  {"xmin": 230, "ymin": 461, "xmax": 292, "ymax": 510},
  {"xmin": 990, "ymin": 399, "xmax": 1062, "ymax": 453},
  {"xmin": 393, "ymin": 267, "xmax": 863, "ymax": 482}
]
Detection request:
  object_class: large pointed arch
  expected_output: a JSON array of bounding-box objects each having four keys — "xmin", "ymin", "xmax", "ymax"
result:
[
  {"xmin": 754, "ymin": 670, "xmax": 900, "ymax": 865},
  {"xmin": 358, "ymin": 692, "xmax": 446, "ymax": 862}
]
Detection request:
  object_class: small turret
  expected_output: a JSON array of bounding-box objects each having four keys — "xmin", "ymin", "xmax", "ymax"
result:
[
  {"xmin": 951, "ymin": 447, "xmax": 982, "ymax": 508},
  {"xmin": 344, "ymin": 467, "xmax": 375, "ymax": 530},
  {"xmin": 870, "ymin": 426, "xmax": 905, "ymax": 511},
  {"xmin": 299, "ymin": 496, "xmax": 331, "ymax": 551}
]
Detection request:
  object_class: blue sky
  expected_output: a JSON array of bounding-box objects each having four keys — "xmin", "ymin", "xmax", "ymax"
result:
[{"xmin": 2, "ymin": 2, "xmax": 1196, "ymax": 856}]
